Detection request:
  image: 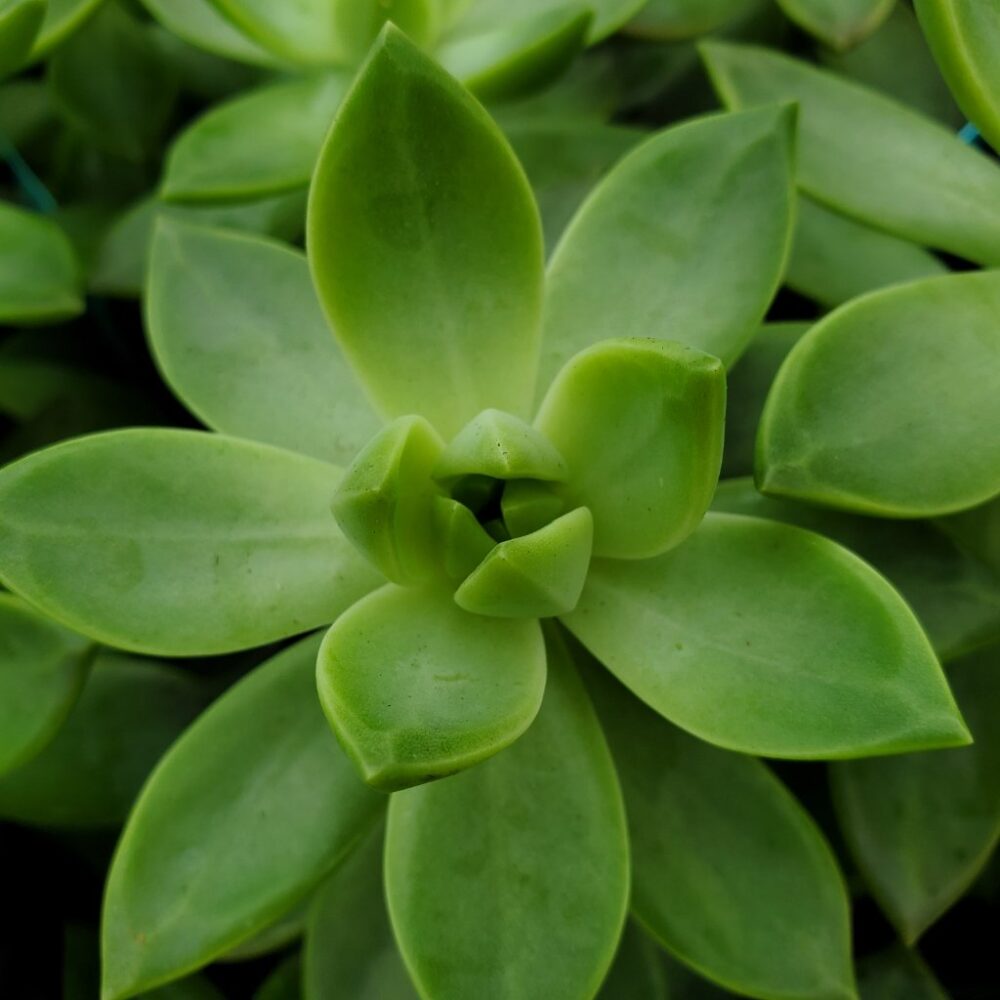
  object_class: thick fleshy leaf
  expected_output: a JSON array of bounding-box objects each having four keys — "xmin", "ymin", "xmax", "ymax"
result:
[
  {"xmin": 385, "ymin": 629, "xmax": 629, "ymax": 1000},
  {"xmin": 758, "ymin": 271, "xmax": 1000, "ymax": 517},
  {"xmin": 317, "ymin": 584, "xmax": 545, "ymax": 789},
  {"xmin": 255, "ymin": 954, "xmax": 302, "ymax": 1000},
  {"xmin": 914, "ymin": 0, "xmax": 1000, "ymax": 154},
  {"xmin": 501, "ymin": 479, "xmax": 565, "ymax": 538},
  {"xmin": 539, "ymin": 105, "xmax": 794, "ymax": 391},
  {"xmin": 701, "ymin": 41, "xmax": 1000, "ymax": 265},
  {"xmin": 581, "ymin": 650, "xmax": 854, "ymax": 1000},
  {"xmin": 439, "ymin": 5, "xmax": 590, "ymax": 102},
  {"xmin": 0, "ymin": 0, "xmax": 44, "ymax": 79},
  {"xmin": 501, "ymin": 119, "xmax": 645, "ymax": 251},
  {"xmin": 454, "ymin": 507, "xmax": 594, "ymax": 617},
  {"xmin": 0, "ymin": 202, "xmax": 82, "ymax": 324},
  {"xmin": 937, "ymin": 495, "xmax": 1000, "ymax": 577},
  {"xmin": 162, "ymin": 74, "xmax": 349, "ymax": 202},
  {"xmin": 536, "ymin": 339, "xmax": 725, "ymax": 559},
  {"xmin": 204, "ymin": 0, "xmax": 341, "ymax": 65},
  {"xmin": 776, "ymin": 0, "xmax": 894, "ymax": 50},
  {"xmin": 47, "ymin": 3, "xmax": 177, "ymax": 162},
  {"xmin": 455, "ymin": 0, "xmax": 644, "ymax": 42},
  {"xmin": 563, "ymin": 512, "xmax": 970, "ymax": 758},
  {"xmin": 146, "ymin": 220, "xmax": 379, "ymax": 465},
  {"xmin": 330, "ymin": 0, "xmax": 439, "ymax": 64},
  {"xmin": 625, "ymin": 0, "xmax": 757, "ymax": 39},
  {"xmin": 28, "ymin": 0, "xmax": 103, "ymax": 60},
  {"xmin": 598, "ymin": 923, "xmax": 670, "ymax": 1000},
  {"xmin": 101, "ymin": 634, "xmax": 385, "ymax": 1000},
  {"xmin": 831, "ymin": 643, "xmax": 1000, "ymax": 942},
  {"xmin": 787, "ymin": 196, "xmax": 946, "ymax": 309},
  {"xmin": 713, "ymin": 479, "xmax": 1000, "ymax": 663},
  {"xmin": 0, "ymin": 429, "xmax": 381, "ymax": 655},
  {"xmin": 304, "ymin": 825, "xmax": 418, "ymax": 999},
  {"xmin": 857, "ymin": 946, "xmax": 949, "ymax": 1000},
  {"xmin": 308, "ymin": 26, "xmax": 544, "ymax": 438},
  {"xmin": 0, "ymin": 650, "xmax": 204, "ymax": 827},
  {"xmin": 0, "ymin": 593, "xmax": 91, "ymax": 778}
]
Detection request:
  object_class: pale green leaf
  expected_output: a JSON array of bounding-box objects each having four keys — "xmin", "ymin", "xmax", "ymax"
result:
[
  {"xmin": 317, "ymin": 583, "xmax": 545, "ymax": 789},
  {"xmin": 701, "ymin": 41, "xmax": 1000, "ymax": 265},
  {"xmin": 0, "ymin": 429, "xmax": 382, "ymax": 655},
  {"xmin": 758, "ymin": 271, "xmax": 1000, "ymax": 517},
  {"xmin": 146, "ymin": 219, "xmax": 379, "ymax": 465},
  {"xmin": 536, "ymin": 339, "xmax": 725, "ymax": 559},
  {"xmin": 776, "ymin": 0, "xmax": 895, "ymax": 51},
  {"xmin": 385, "ymin": 628, "xmax": 629, "ymax": 1000},
  {"xmin": 331, "ymin": 0, "xmax": 440, "ymax": 64},
  {"xmin": 625, "ymin": 0, "xmax": 757, "ymax": 40},
  {"xmin": 0, "ymin": 0, "xmax": 44, "ymax": 79},
  {"xmin": 832, "ymin": 643, "xmax": 1000, "ymax": 942},
  {"xmin": 101, "ymin": 633, "xmax": 385, "ymax": 999},
  {"xmin": 308, "ymin": 26, "xmax": 544, "ymax": 438},
  {"xmin": 455, "ymin": 0, "xmax": 645, "ymax": 42},
  {"xmin": 28, "ymin": 0, "xmax": 103, "ymax": 60},
  {"xmin": 204, "ymin": 0, "xmax": 341, "ymax": 65},
  {"xmin": 563, "ymin": 512, "xmax": 970, "ymax": 758},
  {"xmin": 539, "ymin": 105, "xmax": 795, "ymax": 391}
]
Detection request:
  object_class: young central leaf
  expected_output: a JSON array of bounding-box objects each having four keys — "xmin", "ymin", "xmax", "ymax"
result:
[{"xmin": 316, "ymin": 585, "xmax": 546, "ymax": 791}]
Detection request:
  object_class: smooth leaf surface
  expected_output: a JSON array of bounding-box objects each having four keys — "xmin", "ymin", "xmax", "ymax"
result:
[
  {"xmin": 0, "ymin": 593, "xmax": 91, "ymax": 778},
  {"xmin": 317, "ymin": 584, "xmax": 546, "ymax": 790},
  {"xmin": 539, "ymin": 105, "xmax": 794, "ymax": 391},
  {"xmin": 832, "ymin": 643, "xmax": 1000, "ymax": 942},
  {"xmin": 582, "ymin": 651, "xmax": 854, "ymax": 1000},
  {"xmin": 146, "ymin": 220, "xmax": 379, "ymax": 465},
  {"xmin": 204, "ymin": 0, "xmax": 340, "ymax": 65},
  {"xmin": 163, "ymin": 74, "xmax": 349, "ymax": 202},
  {"xmin": 0, "ymin": 202, "xmax": 82, "ymax": 323},
  {"xmin": 776, "ymin": 0, "xmax": 894, "ymax": 50},
  {"xmin": 0, "ymin": 0, "xmax": 44, "ymax": 79},
  {"xmin": 787, "ymin": 196, "xmax": 946, "ymax": 310},
  {"xmin": 308, "ymin": 26, "xmax": 544, "ymax": 438},
  {"xmin": 0, "ymin": 649, "xmax": 204, "ymax": 827},
  {"xmin": 625, "ymin": 0, "xmax": 757, "ymax": 39},
  {"xmin": 702, "ymin": 41, "xmax": 1000, "ymax": 265},
  {"xmin": 304, "ymin": 825, "xmax": 418, "ymax": 1000},
  {"xmin": 101, "ymin": 634, "xmax": 385, "ymax": 999},
  {"xmin": 455, "ymin": 0, "xmax": 644, "ymax": 42},
  {"xmin": 563, "ymin": 512, "xmax": 970, "ymax": 758},
  {"xmin": 937, "ymin": 495, "xmax": 1000, "ymax": 577},
  {"xmin": 28, "ymin": 0, "xmax": 103, "ymax": 60},
  {"xmin": 385, "ymin": 629, "xmax": 629, "ymax": 1000},
  {"xmin": 758, "ymin": 271, "xmax": 1000, "ymax": 517},
  {"xmin": 0, "ymin": 429, "xmax": 381, "ymax": 655},
  {"xmin": 714, "ymin": 479, "xmax": 1000, "ymax": 663},
  {"xmin": 255, "ymin": 954, "xmax": 302, "ymax": 1000},
  {"xmin": 598, "ymin": 923, "xmax": 670, "ymax": 1000},
  {"xmin": 331, "ymin": 0, "xmax": 439, "ymax": 65},
  {"xmin": 914, "ymin": 0, "xmax": 1000, "ymax": 154},
  {"xmin": 857, "ymin": 946, "xmax": 949, "ymax": 1000},
  {"xmin": 536, "ymin": 339, "xmax": 725, "ymax": 559}
]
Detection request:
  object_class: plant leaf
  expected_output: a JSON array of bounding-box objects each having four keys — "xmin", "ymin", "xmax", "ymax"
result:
[
  {"xmin": 455, "ymin": 0, "xmax": 645, "ymax": 42},
  {"xmin": 914, "ymin": 0, "xmax": 1000, "ymax": 155},
  {"xmin": 0, "ymin": 202, "xmax": 82, "ymax": 323},
  {"xmin": 308, "ymin": 25, "xmax": 544, "ymax": 438},
  {"xmin": 624, "ymin": 0, "xmax": 757, "ymax": 40},
  {"xmin": 203, "ymin": 0, "xmax": 341, "ymax": 65},
  {"xmin": 304, "ymin": 824, "xmax": 418, "ymax": 999},
  {"xmin": 536, "ymin": 339, "xmax": 725, "ymax": 559},
  {"xmin": 757, "ymin": 271, "xmax": 1000, "ymax": 517},
  {"xmin": 255, "ymin": 953, "xmax": 302, "ymax": 1000},
  {"xmin": 0, "ymin": 649, "xmax": 204, "ymax": 827},
  {"xmin": 937, "ymin": 495, "xmax": 1000, "ymax": 577},
  {"xmin": 580, "ymin": 649, "xmax": 854, "ymax": 1000},
  {"xmin": 101, "ymin": 633, "xmax": 385, "ymax": 1000},
  {"xmin": 701, "ymin": 40, "xmax": 1000, "ymax": 265},
  {"xmin": 775, "ymin": 0, "xmax": 895, "ymax": 51},
  {"xmin": 162, "ymin": 74, "xmax": 350, "ymax": 202},
  {"xmin": 787, "ymin": 196, "xmax": 946, "ymax": 310},
  {"xmin": 598, "ymin": 922, "xmax": 670, "ymax": 1000},
  {"xmin": 317, "ymin": 583, "xmax": 545, "ymax": 790},
  {"xmin": 539, "ymin": 105, "xmax": 795, "ymax": 392},
  {"xmin": 28, "ymin": 0, "xmax": 104, "ymax": 61},
  {"xmin": 385, "ymin": 627, "xmax": 628, "ymax": 1000},
  {"xmin": 330, "ymin": 0, "xmax": 439, "ymax": 65},
  {"xmin": 0, "ymin": 429, "xmax": 382, "ymax": 655},
  {"xmin": 0, "ymin": 593, "xmax": 91, "ymax": 778},
  {"xmin": 146, "ymin": 219, "xmax": 379, "ymax": 465},
  {"xmin": 831, "ymin": 642, "xmax": 1000, "ymax": 942},
  {"xmin": 857, "ymin": 945, "xmax": 949, "ymax": 1000},
  {"xmin": 714, "ymin": 478, "xmax": 1000, "ymax": 663},
  {"xmin": 563, "ymin": 512, "xmax": 971, "ymax": 758},
  {"xmin": 0, "ymin": 0, "xmax": 44, "ymax": 79}
]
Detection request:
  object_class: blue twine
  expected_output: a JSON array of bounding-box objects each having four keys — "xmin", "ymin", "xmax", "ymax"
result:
[
  {"xmin": 958, "ymin": 121, "xmax": 981, "ymax": 146},
  {"xmin": 0, "ymin": 129, "xmax": 57, "ymax": 214}
]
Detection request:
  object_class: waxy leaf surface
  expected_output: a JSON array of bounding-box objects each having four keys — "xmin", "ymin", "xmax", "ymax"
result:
[
  {"xmin": 308, "ymin": 26, "xmax": 544, "ymax": 438},
  {"xmin": 625, "ymin": 0, "xmax": 756, "ymax": 40},
  {"xmin": 0, "ymin": 593, "xmax": 90, "ymax": 777},
  {"xmin": 563, "ymin": 513, "xmax": 970, "ymax": 758},
  {"xmin": 0, "ymin": 0, "xmax": 44, "ymax": 79},
  {"xmin": 456, "ymin": 0, "xmax": 644, "ymax": 42},
  {"xmin": 0, "ymin": 650, "xmax": 204, "ymax": 827},
  {"xmin": 0, "ymin": 429, "xmax": 381, "ymax": 655},
  {"xmin": 702, "ymin": 41, "xmax": 1000, "ymax": 265},
  {"xmin": 540, "ymin": 105, "xmax": 794, "ymax": 390},
  {"xmin": 147, "ymin": 220, "xmax": 379, "ymax": 466},
  {"xmin": 317, "ymin": 584, "xmax": 546, "ymax": 790},
  {"xmin": 582, "ymin": 654, "xmax": 854, "ymax": 1000},
  {"xmin": 758, "ymin": 271, "xmax": 1000, "ymax": 517},
  {"xmin": 385, "ymin": 630, "xmax": 628, "ymax": 1000},
  {"xmin": 536, "ymin": 339, "xmax": 725, "ymax": 559},
  {"xmin": 102, "ymin": 634, "xmax": 385, "ymax": 999},
  {"xmin": 775, "ymin": 0, "xmax": 894, "ymax": 50},
  {"xmin": 832, "ymin": 643, "xmax": 1000, "ymax": 942},
  {"xmin": 937, "ymin": 495, "xmax": 1000, "ymax": 577},
  {"xmin": 204, "ymin": 0, "xmax": 341, "ymax": 64},
  {"xmin": 28, "ymin": 0, "xmax": 104, "ymax": 60}
]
